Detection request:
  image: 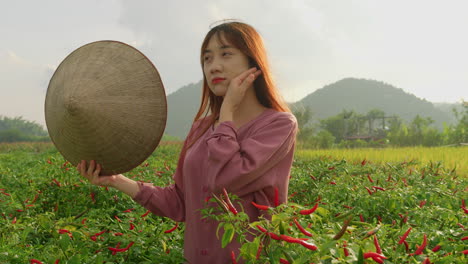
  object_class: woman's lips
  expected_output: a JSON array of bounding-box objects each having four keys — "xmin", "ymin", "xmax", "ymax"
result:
[{"xmin": 212, "ymin": 78, "xmax": 225, "ymax": 84}]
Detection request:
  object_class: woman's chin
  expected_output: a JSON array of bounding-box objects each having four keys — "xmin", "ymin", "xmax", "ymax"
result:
[{"xmin": 210, "ymin": 87, "xmax": 227, "ymax": 97}]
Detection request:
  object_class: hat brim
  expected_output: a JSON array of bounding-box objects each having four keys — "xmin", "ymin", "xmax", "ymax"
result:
[{"xmin": 45, "ymin": 40, "xmax": 167, "ymax": 176}]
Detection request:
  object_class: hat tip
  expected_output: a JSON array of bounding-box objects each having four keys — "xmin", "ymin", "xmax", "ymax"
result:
[{"xmin": 64, "ymin": 96, "xmax": 79, "ymax": 115}]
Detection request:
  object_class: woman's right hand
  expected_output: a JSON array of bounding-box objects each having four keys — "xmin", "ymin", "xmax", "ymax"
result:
[{"xmin": 77, "ymin": 160, "xmax": 118, "ymax": 187}]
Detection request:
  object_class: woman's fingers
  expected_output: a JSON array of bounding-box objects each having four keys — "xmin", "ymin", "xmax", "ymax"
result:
[
  {"xmin": 87, "ymin": 160, "xmax": 95, "ymax": 176},
  {"xmin": 238, "ymin": 68, "xmax": 262, "ymax": 88},
  {"xmin": 93, "ymin": 163, "xmax": 101, "ymax": 177},
  {"xmin": 78, "ymin": 160, "xmax": 86, "ymax": 176},
  {"xmin": 236, "ymin": 67, "xmax": 257, "ymax": 82}
]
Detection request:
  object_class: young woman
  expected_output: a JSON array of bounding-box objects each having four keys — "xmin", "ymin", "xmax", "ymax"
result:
[{"xmin": 78, "ymin": 21, "xmax": 298, "ymax": 263}]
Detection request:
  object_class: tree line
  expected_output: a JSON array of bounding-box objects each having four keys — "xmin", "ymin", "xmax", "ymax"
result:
[
  {"xmin": 2, "ymin": 100, "xmax": 466, "ymax": 148},
  {"xmin": 0, "ymin": 116, "xmax": 50, "ymax": 143},
  {"xmin": 294, "ymin": 101, "xmax": 467, "ymax": 149}
]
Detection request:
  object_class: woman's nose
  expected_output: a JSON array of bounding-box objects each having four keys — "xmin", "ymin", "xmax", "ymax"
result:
[{"xmin": 209, "ymin": 59, "xmax": 223, "ymax": 74}]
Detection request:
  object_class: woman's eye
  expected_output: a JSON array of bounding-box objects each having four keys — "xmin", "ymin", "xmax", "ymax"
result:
[
  {"xmin": 222, "ymin": 52, "xmax": 231, "ymax": 57},
  {"xmin": 204, "ymin": 56, "xmax": 211, "ymax": 61}
]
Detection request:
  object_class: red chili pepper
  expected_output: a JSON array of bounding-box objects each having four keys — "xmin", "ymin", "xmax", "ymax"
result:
[
  {"xmin": 256, "ymin": 243, "xmax": 262, "ymax": 259},
  {"xmin": 463, "ymin": 206, "xmax": 468, "ymax": 214},
  {"xmin": 58, "ymin": 229, "xmax": 70, "ymax": 234},
  {"xmin": 164, "ymin": 223, "xmax": 178, "ymax": 233},
  {"xmin": 293, "ymin": 218, "xmax": 312, "ymax": 237},
  {"xmin": 123, "ymin": 208, "xmax": 135, "ymax": 213},
  {"xmin": 227, "ymin": 205, "xmax": 238, "ymax": 215},
  {"xmin": 164, "ymin": 162, "xmax": 170, "ymax": 171},
  {"xmin": 422, "ymin": 257, "xmax": 431, "ymax": 264},
  {"xmin": 403, "ymin": 241, "xmax": 409, "ymax": 252},
  {"xmin": 257, "ymin": 225, "xmax": 267, "ymax": 233},
  {"xmin": 299, "ymin": 203, "xmax": 318, "ymax": 215},
  {"xmin": 371, "ymin": 256, "xmax": 384, "ymax": 264},
  {"xmin": 251, "ymin": 201, "xmax": 270, "ymax": 211},
  {"xmin": 222, "ymin": 188, "xmax": 238, "ymax": 215},
  {"xmin": 363, "ymin": 252, "xmax": 387, "ymax": 260},
  {"xmin": 413, "ymin": 234, "xmax": 427, "ymax": 255},
  {"xmin": 365, "ymin": 187, "xmax": 373, "ymax": 195},
  {"xmin": 398, "ymin": 227, "xmax": 412, "ymax": 244},
  {"xmin": 367, "ymin": 174, "xmax": 373, "ymax": 182},
  {"xmin": 231, "ymin": 250, "xmax": 237, "ymax": 264},
  {"xmin": 359, "ymin": 214, "xmax": 365, "ymax": 222},
  {"xmin": 372, "ymin": 186, "xmax": 385, "ymax": 191},
  {"xmin": 108, "ymin": 241, "xmax": 134, "ymax": 253},
  {"xmin": 463, "ymin": 249, "xmax": 468, "ymax": 255},
  {"xmin": 54, "ymin": 259, "xmax": 60, "ymax": 264},
  {"xmin": 30, "ymin": 260, "xmax": 43, "ymax": 264},
  {"xmin": 268, "ymin": 232, "xmax": 281, "ymax": 240},
  {"xmin": 114, "ymin": 232, "xmax": 123, "ymax": 236},
  {"xmin": 362, "ymin": 159, "xmax": 367, "ymax": 166},
  {"xmin": 58, "ymin": 229, "xmax": 73, "ymax": 238},
  {"xmin": 141, "ymin": 210, "xmax": 150, "ymax": 217},
  {"xmin": 419, "ymin": 200, "xmax": 426, "ymax": 208},
  {"xmin": 343, "ymin": 241, "xmax": 349, "ymax": 257},
  {"xmin": 52, "ymin": 179, "xmax": 61, "ymax": 187},
  {"xmin": 280, "ymin": 234, "xmax": 304, "ymax": 244},
  {"xmin": 373, "ymin": 235, "xmax": 382, "ymax": 254},
  {"xmin": 300, "ymin": 240, "xmax": 318, "ymax": 250},
  {"xmin": 95, "ymin": 230, "xmax": 106, "ymax": 236},
  {"xmin": 112, "ymin": 242, "xmax": 121, "ymax": 255},
  {"xmin": 114, "ymin": 215, "xmax": 122, "ymax": 222},
  {"xmin": 90, "ymin": 230, "xmax": 106, "ymax": 241},
  {"xmin": 81, "ymin": 218, "xmax": 87, "ymax": 225},
  {"xmin": 279, "ymin": 258, "xmax": 290, "ymax": 264},
  {"xmin": 274, "ymin": 187, "xmax": 279, "ymax": 207},
  {"xmin": 129, "ymin": 223, "xmax": 135, "ymax": 230},
  {"xmin": 431, "ymin": 245, "xmax": 441, "ymax": 252}
]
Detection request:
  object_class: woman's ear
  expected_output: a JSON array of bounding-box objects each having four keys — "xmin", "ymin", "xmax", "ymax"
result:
[{"xmin": 248, "ymin": 58, "xmax": 258, "ymax": 68}]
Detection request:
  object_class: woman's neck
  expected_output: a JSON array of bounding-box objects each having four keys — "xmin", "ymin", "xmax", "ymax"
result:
[{"xmin": 231, "ymin": 87, "xmax": 267, "ymax": 128}]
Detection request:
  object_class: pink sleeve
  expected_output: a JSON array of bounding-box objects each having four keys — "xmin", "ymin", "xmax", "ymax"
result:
[
  {"xmin": 131, "ymin": 120, "xmax": 203, "ymax": 222},
  {"xmin": 133, "ymin": 182, "xmax": 185, "ymax": 222},
  {"xmin": 205, "ymin": 113, "xmax": 297, "ymax": 193}
]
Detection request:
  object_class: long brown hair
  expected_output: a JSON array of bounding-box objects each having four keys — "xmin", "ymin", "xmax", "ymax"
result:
[{"xmin": 187, "ymin": 21, "xmax": 290, "ymax": 149}]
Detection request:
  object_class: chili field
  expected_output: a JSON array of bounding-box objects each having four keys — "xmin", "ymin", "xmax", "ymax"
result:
[{"xmin": 0, "ymin": 142, "xmax": 466, "ymax": 263}]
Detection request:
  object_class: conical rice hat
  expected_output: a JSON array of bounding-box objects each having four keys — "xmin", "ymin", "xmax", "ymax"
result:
[{"xmin": 45, "ymin": 40, "xmax": 167, "ymax": 175}]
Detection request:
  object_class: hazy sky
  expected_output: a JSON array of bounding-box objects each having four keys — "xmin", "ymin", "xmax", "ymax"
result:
[{"xmin": 1, "ymin": 0, "xmax": 467, "ymax": 128}]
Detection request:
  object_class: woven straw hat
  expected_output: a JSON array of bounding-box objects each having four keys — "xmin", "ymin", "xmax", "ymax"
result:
[{"xmin": 45, "ymin": 40, "xmax": 167, "ymax": 175}]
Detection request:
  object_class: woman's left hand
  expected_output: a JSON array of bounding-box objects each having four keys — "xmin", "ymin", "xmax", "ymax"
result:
[{"xmin": 222, "ymin": 67, "xmax": 262, "ymax": 112}]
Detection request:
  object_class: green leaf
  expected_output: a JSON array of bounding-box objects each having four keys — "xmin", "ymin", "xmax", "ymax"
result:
[
  {"xmin": 221, "ymin": 223, "xmax": 235, "ymax": 248},
  {"xmin": 357, "ymin": 248, "xmax": 364, "ymax": 264}
]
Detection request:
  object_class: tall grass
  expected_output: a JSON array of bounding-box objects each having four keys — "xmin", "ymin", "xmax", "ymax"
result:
[{"xmin": 296, "ymin": 146, "xmax": 468, "ymax": 177}]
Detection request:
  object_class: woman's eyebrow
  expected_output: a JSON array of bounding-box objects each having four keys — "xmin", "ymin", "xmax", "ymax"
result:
[{"xmin": 204, "ymin": 45, "xmax": 234, "ymax": 54}]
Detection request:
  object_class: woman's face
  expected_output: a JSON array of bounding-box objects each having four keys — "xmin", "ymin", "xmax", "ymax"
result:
[{"xmin": 202, "ymin": 33, "xmax": 251, "ymax": 97}]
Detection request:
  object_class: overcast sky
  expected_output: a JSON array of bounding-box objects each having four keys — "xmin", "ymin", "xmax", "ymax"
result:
[{"xmin": 1, "ymin": 0, "xmax": 467, "ymax": 128}]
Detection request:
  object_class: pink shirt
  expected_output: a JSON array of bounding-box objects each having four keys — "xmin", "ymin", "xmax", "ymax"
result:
[{"xmin": 133, "ymin": 108, "xmax": 297, "ymax": 263}]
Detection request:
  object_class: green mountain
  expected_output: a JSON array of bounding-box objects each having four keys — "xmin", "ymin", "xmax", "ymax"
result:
[
  {"xmin": 165, "ymin": 80, "xmax": 203, "ymax": 139},
  {"xmin": 292, "ymin": 78, "xmax": 455, "ymax": 129},
  {"xmin": 164, "ymin": 78, "xmax": 456, "ymax": 139}
]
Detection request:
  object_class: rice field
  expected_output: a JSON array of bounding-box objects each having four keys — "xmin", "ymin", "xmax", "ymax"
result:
[{"xmin": 296, "ymin": 146, "xmax": 468, "ymax": 177}]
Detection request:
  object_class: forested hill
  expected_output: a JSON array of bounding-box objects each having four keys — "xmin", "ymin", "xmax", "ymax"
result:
[
  {"xmin": 165, "ymin": 80, "xmax": 203, "ymax": 139},
  {"xmin": 292, "ymin": 78, "xmax": 455, "ymax": 128},
  {"xmin": 164, "ymin": 78, "xmax": 458, "ymax": 139}
]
